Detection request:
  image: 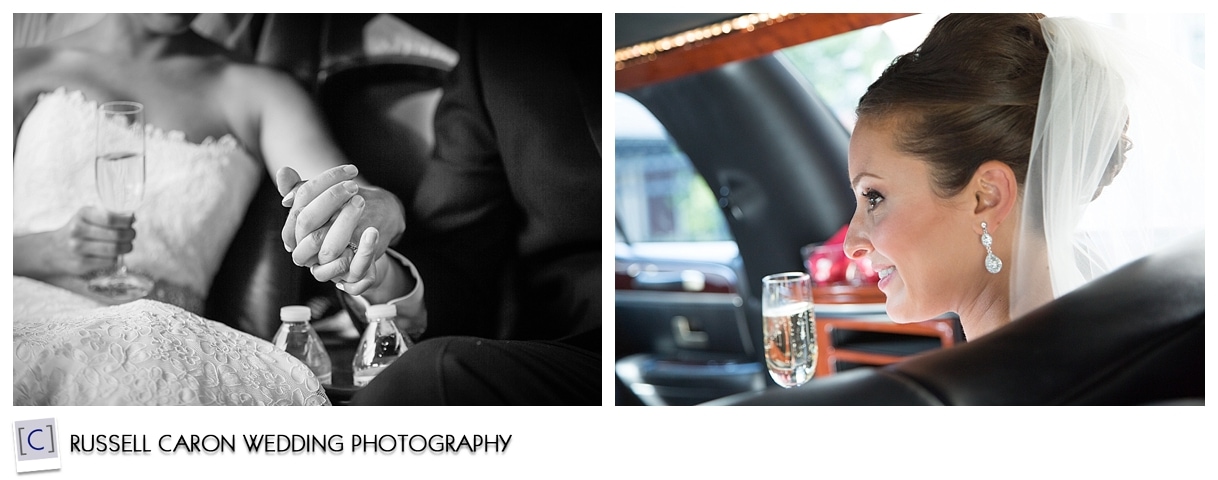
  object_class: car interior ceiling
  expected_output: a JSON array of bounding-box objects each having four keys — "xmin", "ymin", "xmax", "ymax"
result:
[{"xmin": 614, "ymin": 13, "xmax": 740, "ymax": 49}]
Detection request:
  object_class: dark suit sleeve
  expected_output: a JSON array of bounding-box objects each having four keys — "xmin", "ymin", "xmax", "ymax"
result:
[
  {"xmin": 351, "ymin": 14, "xmax": 602, "ymax": 405},
  {"xmin": 405, "ymin": 14, "xmax": 601, "ymax": 346}
]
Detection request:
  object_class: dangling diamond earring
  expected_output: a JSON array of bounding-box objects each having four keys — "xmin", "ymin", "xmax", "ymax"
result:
[{"xmin": 981, "ymin": 221, "xmax": 1002, "ymax": 274}]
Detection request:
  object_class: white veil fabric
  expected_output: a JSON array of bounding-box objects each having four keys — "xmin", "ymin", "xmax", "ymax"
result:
[{"xmin": 1009, "ymin": 17, "xmax": 1205, "ymax": 319}]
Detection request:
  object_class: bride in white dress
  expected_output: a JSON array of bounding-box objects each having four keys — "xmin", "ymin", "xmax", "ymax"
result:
[{"xmin": 13, "ymin": 14, "xmax": 412, "ymax": 405}]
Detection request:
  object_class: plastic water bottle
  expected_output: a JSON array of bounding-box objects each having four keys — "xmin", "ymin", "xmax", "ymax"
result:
[
  {"xmin": 274, "ymin": 305, "xmax": 332, "ymax": 386},
  {"xmin": 352, "ymin": 304, "xmax": 412, "ymax": 387}
]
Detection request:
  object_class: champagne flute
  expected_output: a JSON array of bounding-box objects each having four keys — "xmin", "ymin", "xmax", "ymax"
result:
[
  {"xmin": 87, "ymin": 101, "xmax": 153, "ymax": 300},
  {"xmin": 762, "ymin": 272, "xmax": 816, "ymax": 387}
]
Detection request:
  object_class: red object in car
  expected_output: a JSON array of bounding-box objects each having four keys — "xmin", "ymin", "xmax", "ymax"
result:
[{"xmin": 803, "ymin": 225, "xmax": 879, "ymax": 286}]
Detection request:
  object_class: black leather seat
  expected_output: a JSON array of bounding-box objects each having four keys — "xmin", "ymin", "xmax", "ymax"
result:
[
  {"xmin": 707, "ymin": 233, "xmax": 1204, "ymax": 405},
  {"xmin": 204, "ymin": 175, "xmax": 310, "ymax": 340}
]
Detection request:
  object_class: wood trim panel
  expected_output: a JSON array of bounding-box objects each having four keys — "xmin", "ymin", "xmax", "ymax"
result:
[
  {"xmin": 616, "ymin": 13, "xmax": 914, "ymax": 91},
  {"xmin": 814, "ymin": 317, "xmax": 956, "ymax": 377},
  {"xmin": 812, "ymin": 284, "xmax": 886, "ymax": 305}
]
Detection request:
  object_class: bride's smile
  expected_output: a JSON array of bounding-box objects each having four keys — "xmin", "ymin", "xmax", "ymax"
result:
[
  {"xmin": 875, "ymin": 264, "xmax": 895, "ymax": 283},
  {"xmin": 842, "ymin": 113, "xmax": 1019, "ymax": 338}
]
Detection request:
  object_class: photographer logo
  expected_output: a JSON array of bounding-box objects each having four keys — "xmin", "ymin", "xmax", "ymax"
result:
[{"xmin": 12, "ymin": 418, "xmax": 60, "ymax": 473}]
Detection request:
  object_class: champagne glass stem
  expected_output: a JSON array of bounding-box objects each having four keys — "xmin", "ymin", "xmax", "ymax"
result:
[{"xmin": 88, "ymin": 100, "xmax": 152, "ymax": 301}]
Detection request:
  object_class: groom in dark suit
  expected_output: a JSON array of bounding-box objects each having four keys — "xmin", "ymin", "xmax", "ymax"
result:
[{"xmin": 349, "ymin": 14, "xmax": 601, "ymax": 405}]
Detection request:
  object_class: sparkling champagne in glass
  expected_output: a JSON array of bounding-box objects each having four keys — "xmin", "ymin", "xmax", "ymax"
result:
[
  {"xmin": 762, "ymin": 272, "xmax": 816, "ymax": 387},
  {"xmin": 87, "ymin": 101, "xmax": 153, "ymax": 300}
]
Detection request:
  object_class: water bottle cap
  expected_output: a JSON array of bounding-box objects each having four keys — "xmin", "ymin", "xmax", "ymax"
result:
[
  {"xmin": 280, "ymin": 305, "xmax": 312, "ymax": 323},
  {"xmin": 365, "ymin": 304, "xmax": 397, "ymax": 319}
]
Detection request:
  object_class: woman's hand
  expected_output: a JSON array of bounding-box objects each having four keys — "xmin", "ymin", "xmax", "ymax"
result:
[
  {"xmin": 14, "ymin": 206, "xmax": 136, "ymax": 279},
  {"xmin": 275, "ymin": 165, "xmax": 407, "ymax": 295}
]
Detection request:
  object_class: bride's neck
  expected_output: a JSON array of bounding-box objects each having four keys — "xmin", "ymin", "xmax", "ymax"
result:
[
  {"xmin": 77, "ymin": 15, "xmax": 195, "ymax": 60},
  {"xmin": 957, "ymin": 275, "xmax": 1012, "ymax": 340}
]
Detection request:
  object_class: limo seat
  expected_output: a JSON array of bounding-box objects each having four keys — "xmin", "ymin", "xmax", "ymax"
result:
[
  {"xmin": 707, "ymin": 233, "xmax": 1204, "ymax": 405},
  {"xmin": 204, "ymin": 174, "xmax": 310, "ymax": 340}
]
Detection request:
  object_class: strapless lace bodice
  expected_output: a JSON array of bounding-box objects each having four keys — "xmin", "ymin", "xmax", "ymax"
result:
[{"xmin": 13, "ymin": 88, "xmax": 262, "ymax": 304}]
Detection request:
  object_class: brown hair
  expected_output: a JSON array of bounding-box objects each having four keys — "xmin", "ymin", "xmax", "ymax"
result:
[{"xmin": 857, "ymin": 14, "xmax": 1047, "ymax": 197}]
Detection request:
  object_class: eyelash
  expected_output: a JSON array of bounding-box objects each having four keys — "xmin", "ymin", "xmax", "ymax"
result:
[{"xmin": 862, "ymin": 189, "xmax": 884, "ymax": 211}]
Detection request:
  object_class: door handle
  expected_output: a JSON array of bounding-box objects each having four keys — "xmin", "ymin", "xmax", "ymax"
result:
[
  {"xmin": 673, "ymin": 315, "xmax": 709, "ymax": 348},
  {"xmin": 633, "ymin": 269, "xmax": 707, "ymax": 292}
]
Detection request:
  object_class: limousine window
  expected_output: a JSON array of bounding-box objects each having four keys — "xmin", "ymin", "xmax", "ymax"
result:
[
  {"xmin": 778, "ymin": 14, "xmax": 936, "ymax": 130},
  {"xmin": 615, "ymin": 92, "xmax": 733, "ymax": 246}
]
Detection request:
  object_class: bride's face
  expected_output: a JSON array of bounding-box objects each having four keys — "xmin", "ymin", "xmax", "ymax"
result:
[{"xmin": 843, "ymin": 119, "xmax": 979, "ymax": 323}]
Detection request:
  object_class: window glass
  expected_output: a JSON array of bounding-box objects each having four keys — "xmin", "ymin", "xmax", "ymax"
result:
[
  {"xmin": 779, "ymin": 14, "xmax": 938, "ymax": 132},
  {"xmin": 615, "ymin": 93, "xmax": 733, "ymax": 243}
]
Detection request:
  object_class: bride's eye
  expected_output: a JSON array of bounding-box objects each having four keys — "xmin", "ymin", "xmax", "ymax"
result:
[{"xmin": 862, "ymin": 189, "xmax": 884, "ymax": 211}]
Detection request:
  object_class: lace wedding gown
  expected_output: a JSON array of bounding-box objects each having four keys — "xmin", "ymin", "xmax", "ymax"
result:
[{"xmin": 13, "ymin": 88, "xmax": 330, "ymax": 405}]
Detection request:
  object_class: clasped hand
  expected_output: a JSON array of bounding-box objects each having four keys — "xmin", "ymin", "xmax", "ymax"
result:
[{"xmin": 276, "ymin": 165, "xmax": 406, "ymax": 296}]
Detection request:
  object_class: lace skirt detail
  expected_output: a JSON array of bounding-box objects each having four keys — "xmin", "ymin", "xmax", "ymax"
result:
[{"xmin": 14, "ymin": 277, "xmax": 331, "ymax": 406}]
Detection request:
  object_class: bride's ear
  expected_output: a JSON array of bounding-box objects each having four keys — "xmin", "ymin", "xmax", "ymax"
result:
[{"xmin": 971, "ymin": 160, "xmax": 1018, "ymax": 224}]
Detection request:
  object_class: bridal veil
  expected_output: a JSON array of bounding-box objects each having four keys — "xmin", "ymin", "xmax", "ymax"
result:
[{"xmin": 1010, "ymin": 16, "xmax": 1205, "ymax": 319}]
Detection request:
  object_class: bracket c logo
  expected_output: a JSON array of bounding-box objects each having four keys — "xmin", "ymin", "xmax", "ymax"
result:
[{"xmin": 12, "ymin": 418, "xmax": 61, "ymax": 473}]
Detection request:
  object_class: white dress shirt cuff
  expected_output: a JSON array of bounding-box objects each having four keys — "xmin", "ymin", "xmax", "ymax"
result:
[{"xmin": 345, "ymin": 249, "xmax": 427, "ymax": 339}]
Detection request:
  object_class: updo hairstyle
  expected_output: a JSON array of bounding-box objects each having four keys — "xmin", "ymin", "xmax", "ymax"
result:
[{"xmin": 856, "ymin": 14, "xmax": 1048, "ymax": 197}]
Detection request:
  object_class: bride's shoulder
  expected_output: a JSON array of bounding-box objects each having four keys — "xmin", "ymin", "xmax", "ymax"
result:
[
  {"xmin": 14, "ymin": 45, "xmax": 51, "ymax": 69},
  {"xmin": 14, "ymin": 43, "xmax": 106, "ymax": 92},
  {"xmin": 216, "ymin": 61, "xmax": 311, "ymax": 106},
  {"xmin": 14, "ymin": 44, "xmax": 86, "ymax": 74},
  {"xmin": 211, "ymin": 61, "xmax": 316, "ymax": 149},
  {"xmin": 13, "ymin": 46, "xmax": 89, "ymax": 115}
]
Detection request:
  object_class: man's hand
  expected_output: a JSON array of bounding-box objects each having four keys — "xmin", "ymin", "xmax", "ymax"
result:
[{"xmin": 275, "ymin": 165, "xmax": 406, "ymax": 295}]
